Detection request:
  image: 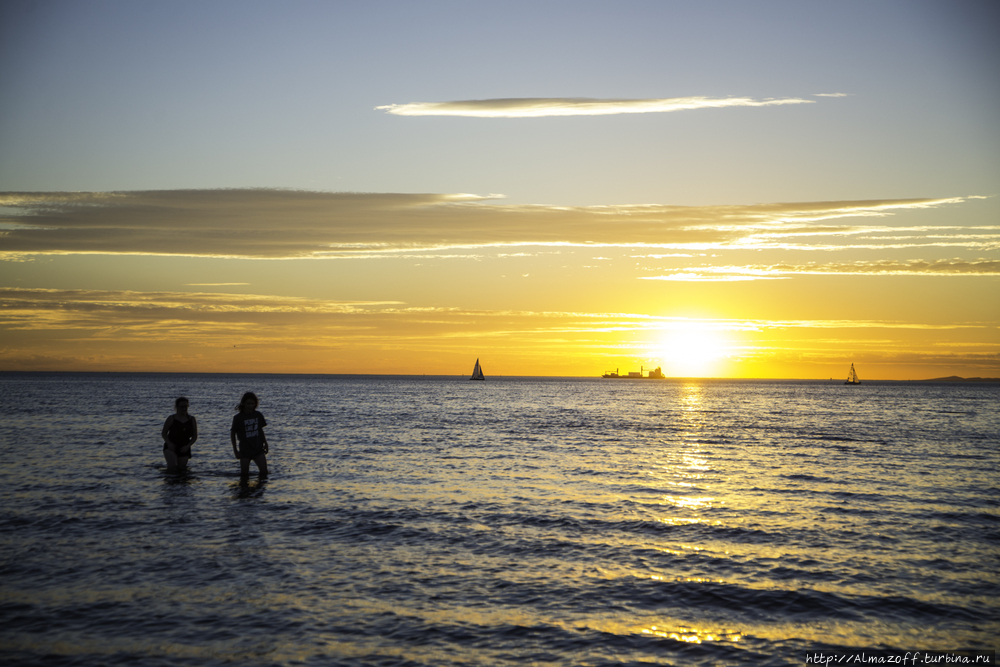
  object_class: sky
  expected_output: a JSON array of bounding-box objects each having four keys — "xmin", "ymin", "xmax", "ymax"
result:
[{"xmin": 1, "ymin": 0, "xmax": 998, "ymax": 378}]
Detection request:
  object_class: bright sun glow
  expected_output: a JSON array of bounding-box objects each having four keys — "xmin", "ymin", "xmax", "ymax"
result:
[{"xmin": 657, "ymin": 327, "xmax": 729, "ymax": 377}]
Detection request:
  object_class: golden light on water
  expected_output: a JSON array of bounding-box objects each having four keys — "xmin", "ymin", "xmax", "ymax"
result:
[
  {"xmin": 679, "ymin": 382, "xmax": 704, "ymax": 408},
  {"xmin": 654, "ymin": 517, "xmax": 713, "ymax": 526},
  {"xmin": 660, "ymin": 495, "xmax": 716, "ymax": 510},
  {"xmin": 680, "ymin": 454, "xmax": 709, "ymax": 472},
  {"xmin": 642, "ymin": 625, "xmax": 744, "ymax": 644}
]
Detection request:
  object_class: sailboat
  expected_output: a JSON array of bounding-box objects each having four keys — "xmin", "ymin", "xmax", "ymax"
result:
[
  {"xmin": 845, "ymin": 363, "xmax": 861, "ymax": 385},
  {"xmin": 470, "ymin": 358, "xmax": 485, "ymax": 381}
]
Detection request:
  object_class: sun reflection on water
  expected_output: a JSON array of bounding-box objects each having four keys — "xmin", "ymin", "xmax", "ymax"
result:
[
  {"xmin": 679, "ymin": 382, "xmax": 704, "ymax": 408},
  {"xmin": 659, "ymin": 494, "xmax": 717, "ymax": 510},
  {"xmin": 642, "ymin": 625, "xmax": 744, "ymax": 644},
  {"xmin": 654, "ymin": 516, "xmax": 711, "ymax": 526}
]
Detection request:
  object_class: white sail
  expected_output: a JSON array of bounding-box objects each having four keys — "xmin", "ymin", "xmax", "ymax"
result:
[
  {"xmin": 845, "ymin": 363, "xmax": 860, "ymax": 384},
  {"xmin": 470, "ymin": 358, "xmax": 485, "ymax": 381}
]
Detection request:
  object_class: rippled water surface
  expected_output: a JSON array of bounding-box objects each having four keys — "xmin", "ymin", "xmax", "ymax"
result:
[{"xmin": 1, "ymin": 373, "xmax": 998, "ymax": 665}]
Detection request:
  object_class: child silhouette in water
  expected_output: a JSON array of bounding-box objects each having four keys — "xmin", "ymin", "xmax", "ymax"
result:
[
  {"xmin": 162, "ymin": 396, "xmax": 197, "ymax": 472},
  {"xmin": 231, "ymin": 392, "xmax": 269, "ymax": 477}
]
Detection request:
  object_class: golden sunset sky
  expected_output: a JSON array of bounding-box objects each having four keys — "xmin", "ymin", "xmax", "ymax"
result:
[{"xmin": 1, "ymin": 1, "xmax": 998, "ymax": 379}]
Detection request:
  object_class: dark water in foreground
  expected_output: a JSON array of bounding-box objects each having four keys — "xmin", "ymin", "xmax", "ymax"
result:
[{"xmin": 0, "ymin": 373, "xmax": 997, "ymax": 666}]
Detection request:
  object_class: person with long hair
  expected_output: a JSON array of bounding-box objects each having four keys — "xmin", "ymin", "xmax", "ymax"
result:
[
  {"xmin": 162, "ymin": 396, "xmax": 197, "ymax": 472},
  {"xmin": 231, "ymin": 392, "xmax": 269, "ymax": 478}
]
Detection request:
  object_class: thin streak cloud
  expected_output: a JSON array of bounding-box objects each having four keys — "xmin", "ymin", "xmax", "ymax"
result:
[
  {"xmin": 767, "ymin": 259, "xmax": 1000, "ymax": 276},
  {"xmin": 641, "ymin": 273, "xmax": 786, "ymax": 282},
  {"xmin": 376, "ymin": 96, "xmax": 814, "ymax": 118},
  {"xmin": 641, "ymin": 260, "xmax": 1000, "ymax": 280}
]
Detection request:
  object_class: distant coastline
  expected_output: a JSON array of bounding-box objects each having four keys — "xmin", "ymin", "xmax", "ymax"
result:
[{"xmin": 920, "ymin": 376, "xmax": 1000, "ymax": 383}]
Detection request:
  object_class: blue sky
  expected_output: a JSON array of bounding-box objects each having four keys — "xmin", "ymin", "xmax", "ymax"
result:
[{"xmin": 2, "ymin": 0, "xmax": 997, "ymax": 204}]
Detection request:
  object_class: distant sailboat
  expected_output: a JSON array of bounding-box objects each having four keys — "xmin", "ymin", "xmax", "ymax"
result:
[
  {"xmin": 470, "ymin": 358, "xmax": 485, "ymax": 381},
  {"xmin": 845, "ymin": 363, "xmax": 861, "ymax": 385}
]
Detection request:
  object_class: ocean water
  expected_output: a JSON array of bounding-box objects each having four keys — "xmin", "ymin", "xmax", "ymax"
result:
[{"xmin": 0, "ymin": 373, "xmax": 997, "ymax": 666}]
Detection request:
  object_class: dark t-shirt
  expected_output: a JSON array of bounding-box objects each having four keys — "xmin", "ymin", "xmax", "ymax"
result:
[{"xmin": 231, "ymin": 410, "xmax": 267, "ymax": 457}]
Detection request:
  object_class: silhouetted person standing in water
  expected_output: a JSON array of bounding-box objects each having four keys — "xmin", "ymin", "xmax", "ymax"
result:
[
  {"xmin": 231, "ymin": 392, "xmax": 269, "ymax": 478},
  {"xmin": 162, "ymin": 397, "xmax": 197, "ymax": 472}
]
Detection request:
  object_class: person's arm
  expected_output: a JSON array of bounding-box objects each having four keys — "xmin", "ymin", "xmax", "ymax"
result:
[
  {"xmin": 231, "ymin": 423, "xmax": 240, "ymax": 459},
  {"xmin": 261, "ymin": 427, "xmax": 269, "ymax": 455},
  {"xmin": 162, "ymin": 416, "xmax": 176, "ymax": 452}
]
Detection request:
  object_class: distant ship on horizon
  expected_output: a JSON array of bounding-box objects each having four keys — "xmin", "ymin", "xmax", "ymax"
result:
[
  {"xmin": 470, "ymin": 358, "xmax": 485, "ymax": 381},
  {"xmin": 602, "ymin": 366, "xmax": 665, "ymax": 379},
  {"xmin": 845, "ymin": 363, "xmax": 861, "ymax": 385}
]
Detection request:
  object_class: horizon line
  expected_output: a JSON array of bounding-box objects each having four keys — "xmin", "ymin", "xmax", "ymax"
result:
[{"xmin": 1, "ymin": 370, "xmax": 996, "ymax": 383}]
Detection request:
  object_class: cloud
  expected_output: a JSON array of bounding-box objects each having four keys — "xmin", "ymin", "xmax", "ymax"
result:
[
  {"xmin": 376, "ymin": 96, "xmax": 814, "ymax": 118},
  {"xmin": 814, "ymin": 92, "xmax": 851, "ymax": 97},
  {"xmin": 0, "ymin": 287, "xmax": 403, "ymax": 320},
  {"xmin": 0, "ymin": 288, "xmax": 413, "ymax": 342},
  {"xmin": 641, "ymin": 273, "xmax": 786, "ymax": 282},
  {"xmin": 3, "ymin": 288, "xmax": 988, "ymax": 336},
  {"xmin": 0, "ymin": 190, "xmax": 979, "ymax": 259},
  {"xmin": 767, "ymin": 259, "xmax": 1000, "ymax": 276},
  {"xmin": 640, "ymin": 260, "xmax": 1000, "ymax": 280}
]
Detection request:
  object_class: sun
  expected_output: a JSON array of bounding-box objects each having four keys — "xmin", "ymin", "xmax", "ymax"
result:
[{"xmin": 656, "ymin": 326, "xmax": 729, "ymax": 378}]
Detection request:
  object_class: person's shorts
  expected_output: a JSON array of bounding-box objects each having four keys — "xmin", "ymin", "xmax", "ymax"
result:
[
  {"xmin": 164, "ymin": 444, "xmax": 193, "ymax": 458},
  {"xmin": 239, "ymin": 443, "xmax": 265, "ymax": 459}
]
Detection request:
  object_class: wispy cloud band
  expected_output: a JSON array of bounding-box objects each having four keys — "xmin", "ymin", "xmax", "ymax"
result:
[
  {"xmin": 0, "ymin": 190, "xmax": 978, "ymax": 260},
  {"xmin": 376, "ymin": 96, "xmax": 814, "ymax": 118},
  {"xmin": 641, "ymin": 259, "xmax": 1000, "ymax": 281},
  {"xmin": 3, "ymin": 287, "xmax": 990, "ymax": 333}
]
